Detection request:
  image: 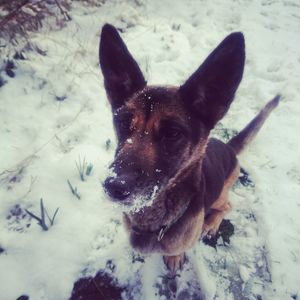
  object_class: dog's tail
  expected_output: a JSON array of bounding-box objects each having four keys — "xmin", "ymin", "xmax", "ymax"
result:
[{"xmin": 227, "ymin": 94, "xmax": 280, "ymax": 155}]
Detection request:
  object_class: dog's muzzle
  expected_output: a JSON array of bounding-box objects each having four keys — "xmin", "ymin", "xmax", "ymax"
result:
[{"xmin": 103, "ymin": 175, "xmax": 135, "ymax": 201}]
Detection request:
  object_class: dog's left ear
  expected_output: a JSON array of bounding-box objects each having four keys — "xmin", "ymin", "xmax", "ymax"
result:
[
  {"xmin": 180, "ymin": 32, "xmax": 245, "ymax": 129},
  {"xmin": 99, "ymin": 24, "xmax": 146, "ymax": 109}
]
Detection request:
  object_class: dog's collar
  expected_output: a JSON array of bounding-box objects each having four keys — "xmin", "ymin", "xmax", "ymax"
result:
[
  {"xmin": 157, "ymin": 198, "xmax": 191, "ymax": 241},
  {"xmin": 129, "ymin": 198, "xmax": 191, "ymax": 242}
]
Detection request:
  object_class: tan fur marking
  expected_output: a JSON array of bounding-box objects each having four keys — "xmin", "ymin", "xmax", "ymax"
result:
[
  {"xmin": 202, "ymin": 162, "xmax": 240, "ymax": 237},
  {"xmin": 140, "ymin": 138, "xmax": 156, "ymax": 164},
  {"xmin": 132, "ymin": 113, "xmax": 144, "ymax": 132}
]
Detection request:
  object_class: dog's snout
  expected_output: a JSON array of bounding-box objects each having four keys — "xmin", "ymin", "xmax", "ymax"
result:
[{"xmin": 104, "ymin": 176, "xmax": 133, "ymax": 201}]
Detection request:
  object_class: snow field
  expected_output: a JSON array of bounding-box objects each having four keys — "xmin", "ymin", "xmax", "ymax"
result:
[{"xmin": 0, "ymin": 0, "xmax": 300, "ymax": 299}]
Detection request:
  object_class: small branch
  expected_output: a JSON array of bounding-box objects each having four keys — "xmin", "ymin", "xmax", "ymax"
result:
[
  {"xmin": 0, "ymin": 0, "xmax": 30, "ymax": 29},
  {"xmin": 54, "ymin": 0, "xmax": 71, "ymax": 21}
]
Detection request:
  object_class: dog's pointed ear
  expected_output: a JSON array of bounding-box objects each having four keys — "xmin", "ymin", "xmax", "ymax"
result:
[
  {"xmin": 99, "ymin": 24, "xmax": 146, "ymax": 109},
  {"xmin": 180, "ymin": 32, "xmax": 245, "ymax": 129}
]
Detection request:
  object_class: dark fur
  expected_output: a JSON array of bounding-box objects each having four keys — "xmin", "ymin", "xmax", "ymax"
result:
[{"xmin": 99, "ymin": 24, "xmax": 279, "ymax": 272}]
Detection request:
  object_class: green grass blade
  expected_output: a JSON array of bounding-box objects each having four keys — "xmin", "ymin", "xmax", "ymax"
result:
[
  {"xmin": 25, "ymin": 209, "xmax": 42, "ymax": 223},
  {"xmin": 40, "ymin": 198, "xmax": 45, "ymax": 226},
  {"xmin": 50, "ymin": 207, "xmax": 60, "ymax": 225}
]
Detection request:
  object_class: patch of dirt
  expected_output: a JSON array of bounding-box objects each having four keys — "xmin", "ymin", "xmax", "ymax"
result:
[
  {"xmin": 70, "ymin": 270, "xmax": 125, "ymax": 300},
  {"xmin": 203, "ymin": 219, "xmax": 235, "ymax": 249},
  {"xmin": 238, "ymin": 167, "xmax": 255, "ymax": 188}
]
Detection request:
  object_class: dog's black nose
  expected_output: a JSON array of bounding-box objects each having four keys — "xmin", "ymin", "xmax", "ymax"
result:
[{"xmin": 103, "ymin": 176, "xmax": 132, "ymax": 201}]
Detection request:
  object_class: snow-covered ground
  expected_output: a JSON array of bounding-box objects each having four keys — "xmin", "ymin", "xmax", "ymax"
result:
[{"xmin": 0, "ymin": 0, "xmax": 300, "ymax": 299}]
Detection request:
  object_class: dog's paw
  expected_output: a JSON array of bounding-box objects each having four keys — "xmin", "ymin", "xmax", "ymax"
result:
[
  {"xmin": 202, "ymin": 224, "xmax": 219, "ymax": 240},
  {"xmin": 202, "ymin": 219, "xmax": 235, "ymax": 248},
  {"xmin": 163, "ymin": 253, "xmax": 186, "ymax": 274},
  {"xmin": 202, "ymin": 223, "xmax": 222, "ymax": 249},
  {"xmin": 202, "ymin": 212, "xmax": 226, "ymax": 240}
]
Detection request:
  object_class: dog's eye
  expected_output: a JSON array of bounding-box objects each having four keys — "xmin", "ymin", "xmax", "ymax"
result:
[
  {"xmin": 120, "ymin": 118, "xmax": 131, "ymax": 131},
  {"xmin": 162, "ymin": 126, "xmax": 183, "ymax": 139},
  {"xmin": 158, "ymin": 120, "xmax": 187, "ymax": 155},
  {"xmin": 159, "ymin": 118, "xmax": 184, "ymax": 137},
  {"xmin": 115, "ymin": 113, "xmax": 133, "ymax": 139},
  {"xmin": 159, "ymin": 120, "xmax": 186, "ymax": 142}
]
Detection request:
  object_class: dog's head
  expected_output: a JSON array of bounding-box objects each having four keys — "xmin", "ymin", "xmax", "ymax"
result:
[{"xmin": 99, "ymin": 24, "xmax": 244, "ymax": 252}]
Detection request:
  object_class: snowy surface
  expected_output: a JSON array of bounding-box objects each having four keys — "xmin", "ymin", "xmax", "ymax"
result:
[{"xmin": 0, "ymin": 0, "xmax": 300, "ymax": 299}]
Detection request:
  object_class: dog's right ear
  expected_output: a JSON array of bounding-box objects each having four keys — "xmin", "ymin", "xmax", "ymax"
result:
[{"xmin": 99, "ymin": 24, "xmax": 146, "ymax": 109}]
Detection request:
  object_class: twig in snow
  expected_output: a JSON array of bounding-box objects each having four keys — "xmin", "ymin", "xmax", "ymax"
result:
[
  {"xmin": 54, "ymin": 0, "xmax": 72, "ymax": 21},
  {"xmin": 0, "ymin": 0, "xmax": 30, "ymax": 29}
]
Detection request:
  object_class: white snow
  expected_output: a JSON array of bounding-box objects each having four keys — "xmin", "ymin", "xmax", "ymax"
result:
[
  {"xmin": 0, "ymin": 0, "xmax": 300, "ymax": 299},
  {"xmin": 124, "ymin": 185, "xmax": 160, "ymax": 214}
]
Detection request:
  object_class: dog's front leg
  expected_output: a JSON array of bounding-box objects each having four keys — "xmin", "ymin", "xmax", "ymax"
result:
[
  {"xmin": 163, "ymin": 253, "xmax": 186, "ymax": 274},
  {"xmin": 202, "ymin": 163, "xmax": 239, "ymax": 238},
  {"xmin": 161, "ymin": 206, "xmax": 206, "ymax": 273},
  {"xmin": 202, "ymin": 202, "xmax": 232, "ymax": 238}
]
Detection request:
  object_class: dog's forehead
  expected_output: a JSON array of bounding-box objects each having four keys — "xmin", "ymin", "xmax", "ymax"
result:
[{"xmin": 126, "ymin": 86, "xmax": 185, "ymax": 120}]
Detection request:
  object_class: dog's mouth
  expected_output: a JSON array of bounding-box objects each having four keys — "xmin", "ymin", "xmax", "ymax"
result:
[{"xmin": 124, "ymin": 196, "xmax": 191, "ymax": 242}]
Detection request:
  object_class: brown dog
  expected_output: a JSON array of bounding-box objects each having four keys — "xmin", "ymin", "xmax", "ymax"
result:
[{"xmin": 100, "ymin": 24, "xmax": 279, "ymax": 273}]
